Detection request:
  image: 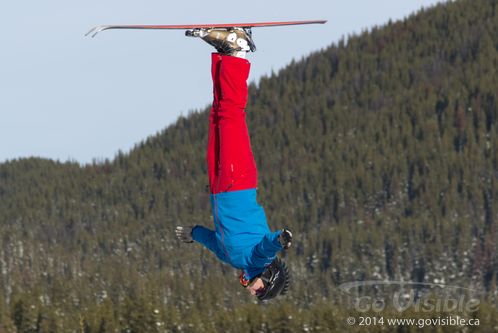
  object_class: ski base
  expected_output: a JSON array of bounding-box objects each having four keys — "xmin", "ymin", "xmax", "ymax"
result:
[{"xmin": 86, "ymin": 20, "xmax": 327, "ymax": 37}]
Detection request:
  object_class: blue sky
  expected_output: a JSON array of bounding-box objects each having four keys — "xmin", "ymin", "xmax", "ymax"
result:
[{"xmin": 0, "ymin": 0, "xmax": 445, "ymax": 164}]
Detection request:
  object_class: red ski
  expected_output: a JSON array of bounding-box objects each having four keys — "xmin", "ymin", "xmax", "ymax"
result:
[{"xmin": 86, "ymin": 20, "xmax": 327, "ymax": 38}]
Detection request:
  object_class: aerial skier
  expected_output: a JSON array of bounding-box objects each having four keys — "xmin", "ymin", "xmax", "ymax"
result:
[{"xmin": 175, "ymin": 28, "xmax": 293, "ymax": 301}]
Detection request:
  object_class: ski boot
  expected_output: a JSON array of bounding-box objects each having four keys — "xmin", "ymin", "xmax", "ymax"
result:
[
  {"xmin": 279, "ymin": 228, "xmax": 293, "ymax": 250},
  {"xmin": 186, "ymin": 27, "xmax": 256, "ymax": 57},
  {"xmin": 175, "ymin": 226, "xmax": 194, "ymax": 243}
]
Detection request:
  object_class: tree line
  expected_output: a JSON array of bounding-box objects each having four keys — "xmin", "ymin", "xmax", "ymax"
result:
[{"xmin": 0, "ymin": 0, "xmax": 496, "ymax": 331}]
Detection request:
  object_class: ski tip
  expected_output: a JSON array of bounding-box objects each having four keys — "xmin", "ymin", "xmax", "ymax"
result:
[{"xmin": 85, "ymin": 26, "xmax": 109, "ymax": 38}]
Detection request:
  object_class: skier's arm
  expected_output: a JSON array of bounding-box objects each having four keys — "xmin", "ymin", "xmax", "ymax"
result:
[
  {"xmin": 249, "ymin": 231, "xmax": 282, "ymax": 266},
  {"xmin": 192, "ymin": 225, "xmax": 228, "ymax": 262}
]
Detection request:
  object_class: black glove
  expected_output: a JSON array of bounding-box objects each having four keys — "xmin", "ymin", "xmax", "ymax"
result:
[
  {"xmin": 279, "ymin": 228, "xmax": 292, "ymax": 250},
  {"xmin": 175, "ymin": 226, "xmax": 194, "ymax": 243}
]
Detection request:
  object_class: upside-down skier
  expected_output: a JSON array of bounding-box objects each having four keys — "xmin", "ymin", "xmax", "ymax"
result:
[{"xmin": 175, "ymin": 28, "xmax": 292, "ymax": 301}]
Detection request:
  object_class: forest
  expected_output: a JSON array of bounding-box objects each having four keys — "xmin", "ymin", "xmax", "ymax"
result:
[{"xmin": 0, "ymin": 0, "xmax": 497, "ymax": 331}]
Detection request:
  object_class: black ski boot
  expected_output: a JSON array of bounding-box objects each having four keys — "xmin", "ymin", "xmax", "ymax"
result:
[{"xmin": 186, "ymin": 27, "xmax": 256, "ymax": 57}]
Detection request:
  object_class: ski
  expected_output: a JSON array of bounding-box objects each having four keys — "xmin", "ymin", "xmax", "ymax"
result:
[{"xmin": 86, "ymin": 20, "xmax": 327, "ymax": 38}]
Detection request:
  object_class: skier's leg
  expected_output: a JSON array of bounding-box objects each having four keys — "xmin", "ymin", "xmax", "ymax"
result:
[
  {"xmin": 214, "ymin": 55, "xmax": 258, "ymax": 193},
  {"xmin": 207, "ymin": 53, "xmax": 222, "ymax": 193}
]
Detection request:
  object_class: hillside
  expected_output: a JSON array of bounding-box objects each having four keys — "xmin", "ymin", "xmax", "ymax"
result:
[{"xmin": 0, "ymin": 0, "xmax": 497, "ymax": 331}]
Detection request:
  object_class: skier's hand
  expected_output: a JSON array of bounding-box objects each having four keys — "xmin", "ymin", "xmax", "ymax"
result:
[
  {"xmin": 279, "ymin": 229, "xmax": 292, "ymax": 249},
  {"xmin": 175, "ymin": 226, "xmax": 194, "ymax": 243}
]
